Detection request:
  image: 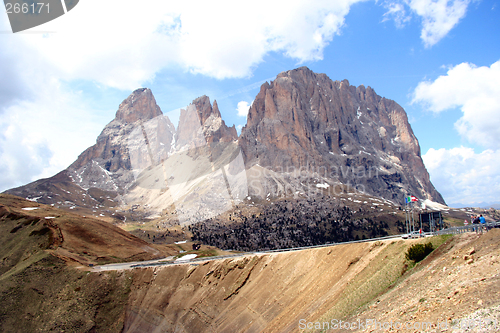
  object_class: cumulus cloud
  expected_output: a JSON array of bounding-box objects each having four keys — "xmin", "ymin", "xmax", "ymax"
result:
[
  {"xmin": 0, "ymin": 24, "xmax": 32, "ymax": 112},
  {"xmin": 0, "ymin": 52, "xmax": 29, "ymax": 111},
  {"xmin": 409, "ymin": 0, "xmax": 470, "ymax": 47},
  {"xmin": 7, "ymin": 0, "xmax": 361, "ymax": 89},
  {"xmin": 412, "ymin": 60, "xmax": 500, "ymax": 149},
  {"xmin": 0, "ymin": 80, "xmax": 106, "ymax": 192},
  {"xmin": 383, "ymin": 0, "xmax": 471, "ymax": 47},
  {"xmin": 236, "ymin": 101, "xmax": 251, "ymax": 117},
  {"xmin": 382, "ymin": 2, "xmax": 411, "ymax": 28},
  {"xmin": 423, "ymin": 147, "xmax": 500, "ymax": 205}
]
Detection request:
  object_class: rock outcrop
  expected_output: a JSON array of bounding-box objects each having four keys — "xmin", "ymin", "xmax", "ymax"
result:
[
  {"xmin": 115, "ymin": 88, "xmax": 163, "ymax": 123},
  {"xmin": 239, "ymin": 67, "xmax": 444, "ymax": 204},
  {"xmin": 175, "ymin": 95, "xmax": 237, "ymax": 151},
  {"xmin": 4, "ymin": 88, "xmax": 174, "ymax": 211},
  {"xmin": 5, "ymin": 91, "xmax": 242, "ymax": 224}
]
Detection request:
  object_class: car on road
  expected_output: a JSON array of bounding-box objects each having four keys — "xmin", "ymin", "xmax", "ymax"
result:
[{"xmin": 401, "ymin": 231, "xmax": 424, "ymax": 239}]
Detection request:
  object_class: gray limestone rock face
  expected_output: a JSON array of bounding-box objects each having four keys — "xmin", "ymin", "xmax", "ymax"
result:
[
  {"xmin": 5, "ymin": 89, "xmax": 243, "ymax": 224},
  {"xmin": 68, "ymin": 88, "xmax": 175, "ymax": 193},
  {"xmin": 238, "ymin": 67, "xmax": 445, "ymax": 204}
]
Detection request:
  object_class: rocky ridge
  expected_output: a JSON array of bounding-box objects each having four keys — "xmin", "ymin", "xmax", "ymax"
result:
[
  {"xmin": 6, "ymin": 67, "xmax": 444, "ymax": 227},
  {"xmin": 239, "ymin": 67, "xmax": 443, "ymax": 204},
  {"xmin": 6, "ymin": 89, "xmax": 238, "ymax": 223}
]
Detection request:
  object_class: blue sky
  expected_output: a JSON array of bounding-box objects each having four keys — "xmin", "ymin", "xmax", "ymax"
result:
[{"xmin": 0, "ymin": 0, "xmax": 499, "ymax": 206}]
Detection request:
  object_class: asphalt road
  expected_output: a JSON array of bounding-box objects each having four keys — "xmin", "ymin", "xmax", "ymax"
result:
[
  {"xmin": 91, "ymin": 234, "xmax": 402, "ymax": 271},
  {"xmin": 91, "ymin": 222, "xmax": 500, "ymax": 272},
  {"xmin": 93, "ymin": 256, "xmax": 175, "ymax": 271}
]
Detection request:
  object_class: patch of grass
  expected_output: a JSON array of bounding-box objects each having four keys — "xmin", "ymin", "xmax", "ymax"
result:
[
  {"xmin": 405, "ymin": 243, "xmax": 434, "ymax": 262},
  {"xmin": 318, "ymin": 235, "xmax": 455, "ymax": 329},
  {"xmin": 318, "ymin": 241, "xmax": 409, "ymax": 325},
  {"xmin": 175, "ymin": 244, "xmax": 186, "ymax": 251},
  {"xmin": 430, "ymin": 234, "xmax": 453, "ymax": 246},
  {"xmin": 196, "ymin": 249, "xmax": 218, "ymax": 258},
  {"xmin": 443, "ymin": 217, "xmax": 464, "ymax": 227},
  {"xmin": 0, "ymin": 251, "xmax": 49, "ymax": 282}
]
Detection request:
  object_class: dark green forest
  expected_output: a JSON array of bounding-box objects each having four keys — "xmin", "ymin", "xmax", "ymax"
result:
[{"xmin": 190, "ymin": 197, "xmax": 394, "ymax": 251}]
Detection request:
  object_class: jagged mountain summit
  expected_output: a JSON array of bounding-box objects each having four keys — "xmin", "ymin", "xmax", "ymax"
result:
[
  {"xmin": 240, "ymin": 67, "xmax": 444, "ymax": 204},
  {"xmin": 5, "ymin": 67, "xmax": 444, "ymax": 226},
  {"xmin": 7, "ymin": 88, "xmax": 242, "ymax": 224}
]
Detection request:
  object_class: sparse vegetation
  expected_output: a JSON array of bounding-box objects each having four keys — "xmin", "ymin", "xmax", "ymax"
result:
[
  {"xmin": 405, "ymin": 242, "xmax": 434, "ymax": 262},
  {"xmin": 196, "ymin": 248, "xmax": 218, "ymax": 258},
  {"xmin": 317, "ymin": 239, "xmax": 410, "ymax": 325}
]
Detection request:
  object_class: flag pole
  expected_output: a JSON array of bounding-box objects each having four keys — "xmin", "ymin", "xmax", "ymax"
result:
[
  {"xmin": 405, "ymin": 196, "xmax": 408, "ymax": 234},
  {"xmin": 410, "ymin": 196, "xmax": 414, "ymax": 233},
  {"xmin": 407, "ymin": 196, "xmax": 410, "ymax": 234},
  {"xmin": 420, "ymin": 200, "xmax": 422, "ymax": 233}
]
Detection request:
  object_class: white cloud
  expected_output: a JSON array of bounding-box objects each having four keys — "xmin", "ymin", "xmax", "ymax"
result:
[
  {"xmin": 383, "ymin": 0, "xmax": 471, "ymax": 47},
  {"xmin": 382, "ymin": 2, "xmax": 411, "ymax": 28},
  {"xmin": 408, "ymin": 0, "xmax": 470, "ymax": 47},
  {"xmin": 236, "ymin": 101, "xmax": 251, "ymax": 117},
  {"xmin": 423, "ymin": 147, "xmax": 500, "ymax": 205},
  {"xmin": 0, "ymin": 79, "xmax": 107, "ymax": 192},
  {"xmin": 412, "ymin": 60, "xmax": 500, "ymax": 149},
  {"xmin": 7, "ymin": 0, "xmax": 362, "ymax": 89}
]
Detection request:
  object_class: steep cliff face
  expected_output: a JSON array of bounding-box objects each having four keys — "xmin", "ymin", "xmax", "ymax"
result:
[
  {"xmin": 5, "ymin": 91, "xmax": 242, "ymax": 223},
  {"xmin": 66, "ymin": 88, "xmax": 175, "ymax": 194},
  {"xmin": 123, "ymin": 95, "xmax": 243, "ymax": 224},
  {"xmin": 5, "ymin": 67, "xmax": 445, "ymax": 224},
  {"xmin": 175, "ymin": 95, "xmax": 237, "ymax": 151},
  {"xmin": 71, "ymin": 88, "xmax": 167, "ymax": 172},
  {"xmin": 115, "ymin": 88, "xmax": 163, "ymax": 124},
  {"xmin": 239, "ymin": 67, "xmax": 444, "ymax": 204},
  {"xmin": 4, "ymin": 88, "xmax": 177, "ymax": 213}
]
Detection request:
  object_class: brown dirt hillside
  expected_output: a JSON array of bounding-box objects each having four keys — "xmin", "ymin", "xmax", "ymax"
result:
[
  {"xmin": 122, "ymin": 231, "xmax": 500, "ymax": 333},
  {"xmin": 337, "ymin": 229, "xmax": 500, "ymax": 332},
  {"xmin": 1, "ymin": 192, "xmax": 499, "ymax": 332},
  {"xmin": 0, "ymin": 194, "xmax": 163, "ymax": 269},
  {"xmin": 0, "ymin": 194, "xmax": 163, "ymax": 333},
  {"xmin": 0, "ymin": 255, "xmax": 134, "ymax": 332}
]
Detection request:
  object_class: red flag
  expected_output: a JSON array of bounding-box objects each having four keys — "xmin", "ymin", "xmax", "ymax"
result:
[{"xmin": 411, "ymin": 196, "xmax": 418, "ymax": 202}]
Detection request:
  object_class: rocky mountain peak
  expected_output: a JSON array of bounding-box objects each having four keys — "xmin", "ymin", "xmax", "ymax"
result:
[
  {"xmin": 192, "ymin": 95, "xmax": 222, "ymax": 125},
  {"xmin": 5, "ymin": 67, "xmax": 445, "ymax": 222},
  {"xmin": 63, "ymin": 88, "xmax": 174, "ymax": 192},
  {"xmin": 240, "ymin": 67, "xmax": 445, "ymax": 204},
  {"xmin": 115, "ymin": 88, "xmax": 163, "ymax": 123},
  {"xmin": 176, "ymin": 96, "xmax": 237, "ymax": 149},
  {"xmin": 277, "ymin": 66, "xmax": 317, "ymax": 81}
]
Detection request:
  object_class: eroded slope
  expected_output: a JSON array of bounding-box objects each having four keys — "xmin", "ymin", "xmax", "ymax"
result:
[{"xmin": 122, "ymin": 231, "xmax": 500, "ymax": 333}]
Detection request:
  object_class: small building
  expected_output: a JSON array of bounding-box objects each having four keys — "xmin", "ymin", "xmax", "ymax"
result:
[{"xmin": 419, "ymin": 211, "xmax": 443, "ymax": 232}]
